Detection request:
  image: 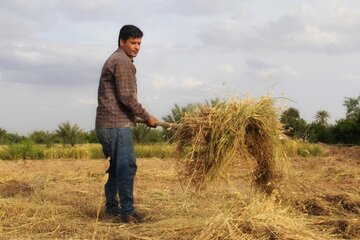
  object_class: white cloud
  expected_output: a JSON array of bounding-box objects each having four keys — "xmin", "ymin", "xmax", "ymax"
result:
[
  {"xmin": 79, "ymin": 98, "xmax": 97, "ymax": 106},
  {"xmin": 245, "ymin": 58, "xmax": 298, "ymax": 81},
  {"xmin": 1, "ymin": 0, "xmax": 57, "ymax": 23},
  {"xmin": 0, "ymin": 11, "xmax": 37, "ymax": 39},
  {"xmin": 151, "ymin": 75, "xmax": 176, "ymax": 90},
  {"xmin": 198, "ymin": 15, "xmax": 305, "ymax": 51},
  {"xmin": 342, "ymin": 74, "xmax": 360, "ymax": 82},
  {"xmin": 58, "ymin": 0, "xmax": 236, "ymax": 23},
  {"xmin": 150, "ymin": 75, "xmax": 204, "ymax": 90},
  {"xmin": 328, "ymin": 0, "xmax": 360, "ymax": 27},
  {"xmin": 287, "ymin": 26, "xmax": 344, "ymax": 51},
  {"xmin": 257, "ymin": 65, "xmax": 298, "ymax": 81},
  {"xmin": 0, "ymin": 82, "xmax": 97, "ymax": 133},
  {"xmin": 299, "ymin": 3, "xmax": 318, "ymax": 18},
  {"xmin": 283, "ymin": 65, "xmax": 298, "ymax": 77},
  {"xmin": 183, "ymin": 77, "xmax": 203, "ymax": 88},
  {"xmin": 0, "ymin": 41, "xmax": 106, "ymax": 86},
  {"xmin": 155, "ymin": 0, "xmax": 237, "ymax": 16},
  {"xmin": 144, "ymin": 95, "xmax": 160, "ymax": 102},
  {"xmin": 1, "ymin": 0, "xmax": 359, "ymax": 134},
  {"xmin": 197, "ymin": 1, "xmax": 360, "ymax": 54},
  {"xmin": 219, "ymin": 64, "xmax": 235, "ymax": 75},
  {"xmin": 60, "ymin": 0, "xmax": 125, "ymax": 21}
]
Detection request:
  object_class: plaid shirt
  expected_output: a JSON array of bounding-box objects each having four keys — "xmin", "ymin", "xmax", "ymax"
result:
[{"xmin": 96, "ymin": 48, "xmax": 149, "ymax": 128}]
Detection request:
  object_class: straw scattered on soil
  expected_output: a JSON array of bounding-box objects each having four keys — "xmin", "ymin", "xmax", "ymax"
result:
[{"xmin": 0, "ymin": 145, "xmax": 359, "ymax": 240}]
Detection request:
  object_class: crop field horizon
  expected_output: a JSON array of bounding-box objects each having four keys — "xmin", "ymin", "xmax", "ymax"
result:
[{"xmin": 0, "ymin": 145, "xmax": 359, "ymax": 239}]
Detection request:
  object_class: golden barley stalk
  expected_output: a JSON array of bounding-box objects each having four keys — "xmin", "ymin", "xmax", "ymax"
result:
[{"xmin": 172, "ymin": 96, "xmax": 289, "ymax": 192}]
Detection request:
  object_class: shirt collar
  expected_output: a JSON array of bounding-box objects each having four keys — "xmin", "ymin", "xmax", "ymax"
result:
[{"xmin": 117, "ymin": 48, "xmax": 134, "ymax": 62}]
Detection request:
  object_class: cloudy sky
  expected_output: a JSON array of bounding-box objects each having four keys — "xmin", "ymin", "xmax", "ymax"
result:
[{"xmin": 1, "ymin": 0, "xmax": 359, "ymax": 134}]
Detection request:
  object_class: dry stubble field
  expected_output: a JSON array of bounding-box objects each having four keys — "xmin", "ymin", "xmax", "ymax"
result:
[{"xmin": 0, "ymin": 145, "xmax": 359, "ymax": 240}]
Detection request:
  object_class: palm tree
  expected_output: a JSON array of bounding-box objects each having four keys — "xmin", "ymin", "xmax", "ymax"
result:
[
  {"xmin": 55, "ymin": 121, "xmax": 83, "ymax": 146},
  {"xmin": 29, "ymin": 130, "xmax": 56, "ymax": 146},
  {"xmin": 343, "ymin": 95, "xmax": 360, "ymax": 121},
  {"xmin": 163, "ymin": 103, "xmax": 198, "ymax": 124},
  {"xmin": 162, "ymin": 103, "xmax": 198, "ymax": 141},
  {"xmin": 315, "ymin": 110, "xmax": 330, "ymax": 126},
  {"xmin": 132, "ymin": 124, "xmax": 151, "ymax": 144}
]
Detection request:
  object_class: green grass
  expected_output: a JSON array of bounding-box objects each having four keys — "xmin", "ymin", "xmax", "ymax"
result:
[
  {"xmin": 296, "ymin": 143, "xmax": 323, "ymax": 157},
  {"xmin": 135, "ymin": 144, "xmax": 179, "ymax": 158},
  {"xmin": 0, "ymin": 141, "xmax": 322, "ymax": 160},
  {"xmin": 282, "ymin": 140, "xmax": 324, "ymax": 157},
  {"xmin": 0, "ymin": 143, "xmax": 179, "ymax": 160},
  {"xmin": 0, "ymin": 141, "xmax": 44, "ymax": 160}
]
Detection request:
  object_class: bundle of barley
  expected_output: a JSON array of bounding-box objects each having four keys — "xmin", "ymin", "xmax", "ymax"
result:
[{"xmin": 173, "ymin": 96, "xmax": 288, "ymax": 192}]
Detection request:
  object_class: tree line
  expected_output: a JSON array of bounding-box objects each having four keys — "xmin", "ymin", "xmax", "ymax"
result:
[
  {"xmin": 0, "ymin": 121, "xmax": 163, "ymax": 146},
  {"xmin": 280, "ymin": 95, "xmax": 360, "ymax": 144},
  {"xmin": 0, "ymin": 94, "xmax": 359, "ymax": 146}
]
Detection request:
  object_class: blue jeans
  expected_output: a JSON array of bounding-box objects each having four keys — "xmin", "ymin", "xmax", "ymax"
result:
[{"xmin": 96, "ymin": 128, "xmax": 137, "ymax": 217}]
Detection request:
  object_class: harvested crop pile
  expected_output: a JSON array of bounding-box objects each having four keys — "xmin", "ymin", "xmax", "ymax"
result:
[{"xmin": 173, "ymin": 97, "xmax": 288, "ymax": 192}]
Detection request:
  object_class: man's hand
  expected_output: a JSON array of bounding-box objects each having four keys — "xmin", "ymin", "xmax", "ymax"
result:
[{"xmin": 146, "ymin": 115, "xmax": 159, "ymax": 128}]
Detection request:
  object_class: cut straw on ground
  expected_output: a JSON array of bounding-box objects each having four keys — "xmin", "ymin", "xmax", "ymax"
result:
[{"xmin": 0, "ymin": 150, "xmax": 359, "ymax": 239}]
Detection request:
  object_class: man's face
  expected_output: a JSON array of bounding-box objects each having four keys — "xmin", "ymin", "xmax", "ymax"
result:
[{"xmin": 120, "ymin": 37, "xmax": 142, "ymax": 59}]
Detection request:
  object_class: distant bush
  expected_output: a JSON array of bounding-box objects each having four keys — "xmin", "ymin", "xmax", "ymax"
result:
[
  {"xmin": 307, "ymin": 123, "xmax": 334, "ymax": 143},
  {"xmin": 29, "ymin": 130, "xmax": 56, "ymax": 147},
  {"xmin": 296, "ymin": 144, "xmax": 323, "ymax": 157},
  {"xmin": 332, "ymin": 118, "xmax": 360, "ymax": 145},
  {"xmin": 282, "ymin": 140, "xmax": 323, "ymax": 158},
  {"xmin": 84, "ymin": 130, "xmax": 99, "ymax": 144},
  {"xmin": 0, "ymin": 140, "xmax": 44, "ymax": 160}
]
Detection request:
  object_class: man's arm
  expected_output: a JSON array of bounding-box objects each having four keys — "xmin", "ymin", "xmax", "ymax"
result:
[{"xmin": 114, "ymin": 62, "xmax": 158, "ymax": 127}]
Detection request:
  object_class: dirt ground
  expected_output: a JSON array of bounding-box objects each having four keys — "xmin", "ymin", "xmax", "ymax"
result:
[{"xmin": 0, "ymin": 145, "xmax": 359, "ymax": 239}]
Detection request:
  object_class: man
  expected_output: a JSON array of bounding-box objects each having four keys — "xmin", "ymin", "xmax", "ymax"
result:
[{"xmin": 95, "ymin": 25, "xmax": 158, "ymax": 223}]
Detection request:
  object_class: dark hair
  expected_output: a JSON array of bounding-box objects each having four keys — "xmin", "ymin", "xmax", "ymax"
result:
[{"xmin": 118, "ymin": 25, "xmax": 143, "ymax": 46}]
